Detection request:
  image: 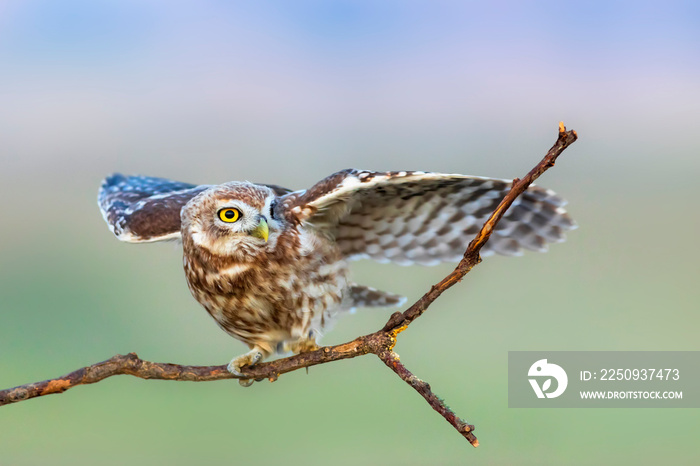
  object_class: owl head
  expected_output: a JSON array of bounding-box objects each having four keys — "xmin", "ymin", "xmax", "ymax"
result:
[{"xmin": 181, "ymin": 182, "xmax": 283, "ymax": 259}]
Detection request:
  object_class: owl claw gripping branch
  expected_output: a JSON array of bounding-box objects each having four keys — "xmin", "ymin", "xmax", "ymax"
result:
[
  {"xmin": 98, "ymin": 169, "xmax": 576, "ymax": 386},
  {"xmin": 227, "ymin": 349, "xmax": 263, "ymax": 387}
]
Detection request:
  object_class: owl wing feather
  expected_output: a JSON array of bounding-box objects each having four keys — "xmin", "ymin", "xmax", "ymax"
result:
[
  {"xmin": 289, "ymin": 169, "xmax": 576, "ymax": 266},
  {"xmin": 98, "ymin": 174, "xmax": 211, "ymax": 242}
]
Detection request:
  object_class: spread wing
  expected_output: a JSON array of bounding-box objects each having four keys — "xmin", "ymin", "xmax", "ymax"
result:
[
  {"xmin": 98, "ymin": 174, "xmax": 294, "ymax": 243},
  {"xmin": 98, "ymin": 174, "xmax": 211, "ymax": 242},
  {"xmin": 288, "ymin": 169, "xmax": 576, "ymax": 265}
]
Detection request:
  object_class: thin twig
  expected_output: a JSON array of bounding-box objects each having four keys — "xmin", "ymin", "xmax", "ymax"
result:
[
  {"xmin": 377, "ymin": 350, "xmax": 479, "ymax": 446},
  {"xmin": 0, "ymin": 123, "xmax": 578, "ymax": 448}
]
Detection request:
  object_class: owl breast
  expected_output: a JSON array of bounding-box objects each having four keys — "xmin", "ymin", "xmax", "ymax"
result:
[{"xmin": 182, "ymin": 225, "xmax": 349, "ymax": 355}]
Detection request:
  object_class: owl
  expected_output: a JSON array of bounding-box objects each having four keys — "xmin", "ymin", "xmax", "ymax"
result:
[{"xmin": 98, "ymin": 169, "xmax": 575, "ymax": 385}]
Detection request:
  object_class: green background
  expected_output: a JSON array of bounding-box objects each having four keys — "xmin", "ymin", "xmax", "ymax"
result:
[{"xmin": 1, "ymin": 1, "xmax": 698, "ymax": 464}]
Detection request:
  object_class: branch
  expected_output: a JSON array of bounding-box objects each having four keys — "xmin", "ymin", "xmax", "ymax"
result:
[
  {"xmin": 378, "ymin": 350, "xmax": 478, "ymax": 446},
  {"xmin": 0, "ymin": 123, "xmax": 578, "ymax": 448}
]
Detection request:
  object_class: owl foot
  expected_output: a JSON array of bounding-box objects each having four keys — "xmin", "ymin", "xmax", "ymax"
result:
[
  {"xmin": 278, "ymin": 338, "xmax": 320, "ymax": 355},
  {"xmin": 227, "ymin": 349, "xmax": 263, "ymax": 387}
]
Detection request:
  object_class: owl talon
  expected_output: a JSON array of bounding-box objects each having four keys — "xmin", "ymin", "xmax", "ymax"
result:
[
  {"xmin": 286, "ymin": 338, "xmax": 320, "ymax": 354},
  {"xmin": 227, "ymin": 349, "xmax": 264, "ymax": 386},
  {"xmin": 238, "ymin": 378, "xmax": 254, "ymax": 387}
]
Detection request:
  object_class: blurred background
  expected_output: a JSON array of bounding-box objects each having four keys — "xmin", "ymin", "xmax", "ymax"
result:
[{"xmin": 1, "ymin": 1, "xmax": 698, "ymax": 464}]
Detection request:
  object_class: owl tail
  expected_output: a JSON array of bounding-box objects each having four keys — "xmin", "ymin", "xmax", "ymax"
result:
[{"xmin": 343, "ymin": 284, "xmax": 406, "ymax": 310}]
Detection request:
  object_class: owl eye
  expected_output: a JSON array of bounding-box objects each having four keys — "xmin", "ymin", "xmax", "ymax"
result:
[{"xmin": 218, "ymin": 208, "xmax": 241, "ymax": 223}]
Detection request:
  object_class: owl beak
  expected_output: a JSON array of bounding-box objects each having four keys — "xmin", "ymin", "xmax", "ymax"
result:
[{"xmin": 250, "ymin": 216, "xmax": 269, "ymax": 242}]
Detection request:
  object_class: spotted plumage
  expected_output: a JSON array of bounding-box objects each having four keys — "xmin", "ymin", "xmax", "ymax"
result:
[{"xmin": 98, "ymin": 169, "xmax": 576, "ymax": 384}]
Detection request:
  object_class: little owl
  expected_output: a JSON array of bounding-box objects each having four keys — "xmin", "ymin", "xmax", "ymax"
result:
[{"xmin": 98, "ymin": 169, "xmax": 575, "ymax": 385}]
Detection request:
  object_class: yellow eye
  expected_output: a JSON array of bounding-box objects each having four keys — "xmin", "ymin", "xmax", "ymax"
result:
[{"xmin": 218, "ymin": 208, "xmax": 241, "ymax": 223}]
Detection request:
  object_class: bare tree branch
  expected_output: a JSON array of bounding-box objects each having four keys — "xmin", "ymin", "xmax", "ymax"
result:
[
  {"xmin": 0, "ymin": 123, "xmax": 578, "ymax": 448},
  {"xmin": 378, "ymin": 350, "xmax": 479, "ymax": 446}
]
